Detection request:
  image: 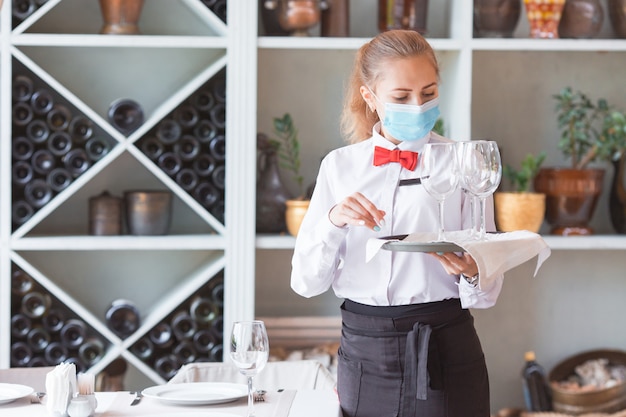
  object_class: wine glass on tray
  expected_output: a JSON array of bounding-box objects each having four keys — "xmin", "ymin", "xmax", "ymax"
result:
[
  {"xmin": 230, "ymin": 320, "xmax": 269, "ymax": 417},
  {"xmin": 457, "ymin": 140, "xmax": 502, "ymax": 239},
  {"xmin": 419, "ymin": 142, "xmax": 460, "ymax": 241}
]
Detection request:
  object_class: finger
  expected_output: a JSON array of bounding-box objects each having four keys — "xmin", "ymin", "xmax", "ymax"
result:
[{"xmin": 351, "ymin": 193, "xmax": 386, "ymax": 226}]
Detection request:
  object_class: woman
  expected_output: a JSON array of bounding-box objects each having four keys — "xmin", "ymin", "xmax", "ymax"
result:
[{"xmin": 290, "ymin": 29, "xmax": 504, "ymax": 417}]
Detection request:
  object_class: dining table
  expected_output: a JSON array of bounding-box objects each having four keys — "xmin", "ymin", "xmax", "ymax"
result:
[{"xmin": 0, "ymin": 388, "xmax": 342, "ymax": 417}]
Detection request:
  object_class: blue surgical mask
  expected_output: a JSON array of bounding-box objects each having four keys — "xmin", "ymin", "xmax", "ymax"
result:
[{"xmin": 370, "ymin": 89, "xmax": 441, "ymax": 141}]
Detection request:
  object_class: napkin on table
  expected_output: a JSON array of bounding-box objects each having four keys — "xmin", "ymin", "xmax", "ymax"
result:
[
  {"xmin": 366, "ymin": 230, "xmax": 551, "ymax": 289},
  {"xmin": 45, "ymin": 362, "xmax": 77, "ymax": 417}
]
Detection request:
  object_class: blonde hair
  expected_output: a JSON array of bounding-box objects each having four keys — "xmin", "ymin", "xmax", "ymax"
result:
[{"xmin": 340, "ymin": 30, "xmax": 440, "ymax": 144}]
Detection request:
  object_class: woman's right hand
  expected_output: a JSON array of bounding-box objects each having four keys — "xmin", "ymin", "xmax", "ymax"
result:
[{"xmin": 329, "ymin": 192, "xmax": 386, "ymax": 231}]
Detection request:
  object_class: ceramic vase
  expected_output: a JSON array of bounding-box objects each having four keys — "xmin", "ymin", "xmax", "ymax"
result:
[
  {"xmin": 533, "ymin": 167, "xmax": 604, "ymax": 235},
  {"xmin": 285, "ymin": 199, "xmax": 310, "ymax": 236},
  {"xmin": 256, "ymin": 135, "xmax": 292, "ymax": 233},
  {"xmin": 558, "ymin": 0, "xmax": 604, "ymax": 39},
  {"xmin": 99, "ymin": 0, "xmax": 145, "ymax": 35},
  {"xmin": 608, "ymin": 0, "xmax": 626, "ymax": 38},
  {"xmin": 523, "ymin": 0, "xmax": 566, "ymax": 38},
  {"xmin": 473, "ymin": 0, "xmax": 521, "ymax": 38},
  {"xmin": 494, "ymin": 191, "xmax": 545, "ymax": 233},
  {"xmin": 609, "ymin": 154, "xmax": 626, "ymax": 234},
  {"xmin": 277, "ymin": 0, "xmax": 323, "ymax": 36}
]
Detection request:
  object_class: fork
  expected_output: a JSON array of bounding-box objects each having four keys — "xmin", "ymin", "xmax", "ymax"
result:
[
  {"xmin": 30, "ymin": 392, "xmax": 46, "ymax": 404},
  {"xmin": 253, "ymin": 390, "xmax": 266, "ymax": 402},
  {"xmin": 130, "ymin": 391, "xmax": 143, "ymax": 406}
]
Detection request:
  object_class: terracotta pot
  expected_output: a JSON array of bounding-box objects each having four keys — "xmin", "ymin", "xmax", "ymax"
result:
[
  {"xmin": 533, "ymin": 167, "xmax": 604, "ymax": 235},
  {"xmin": 558, "ymin": 0, "xmax": 604, "ymax": 39},
  {"xmin": 609, "ymin": 0, "xmax": 626, "ymax": 38},
  {"xmin": 473, "ymin": 0, "xmax": 521, "ymax": 38},
  {"xmin": 494, "ymin": 192, "xmax": 545, "ymax": 233},
  {"xmin": 99, "ymin": 0, "xmax": 145, "ymax": 35},
  {"xmin": 285, "ymin": 199, "xmax": 310, "ymax": 236},
  {"xmin": 523, "ymin": 0, "xmax": 566, "ymax": 38},
  {"xmin": 277, "ymin": 0, "xmax": 322, "ymax": 36}
]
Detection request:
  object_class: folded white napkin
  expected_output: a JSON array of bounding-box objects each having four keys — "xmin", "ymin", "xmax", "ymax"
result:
[
  {"xmin": 366, "ymin": 230, "xmax": 551, "ymax": 289},
  {"xmin": 45, "ymin": 362, "xmax": 77, "ymax": 417}
]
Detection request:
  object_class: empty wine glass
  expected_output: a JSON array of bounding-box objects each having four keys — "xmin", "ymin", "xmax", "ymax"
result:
[
  {"xmin": 230, "ymin": 320, "xmax": 269, "ymax": 417},
  {"xmin": 419, "ymin": 142, "xmax": 460, "ymax": 241},
  {"xmin": 456, "ymin": 140, "xmax": 502, "ymax": 239}
]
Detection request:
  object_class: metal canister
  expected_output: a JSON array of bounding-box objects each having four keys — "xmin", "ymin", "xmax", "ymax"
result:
[{"xmin": 89, "ymin": 191, "xmax": 122, "ymax": 235}]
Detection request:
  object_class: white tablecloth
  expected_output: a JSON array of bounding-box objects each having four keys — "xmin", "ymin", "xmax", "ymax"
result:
[{"xmin": 0, "ymin": 389, "xmax": 341, "ymax": 417}]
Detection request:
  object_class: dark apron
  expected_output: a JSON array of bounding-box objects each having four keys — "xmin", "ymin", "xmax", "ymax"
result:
[{"xmin": 337, "ymin": 298, "xmax": 490, "ymax": 417}]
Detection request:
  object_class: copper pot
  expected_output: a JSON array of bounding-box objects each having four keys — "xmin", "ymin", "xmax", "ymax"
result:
[
  {"xmin": 533, "ymin": 167, "xmax": 604, "ymax": 235},
  {"xmin": 124, "ymin": 190, "xmax": 172, "ymax": 235},
  {"xmin": 609, "ymin": 0, "xmax": 626, "ymax": 38}
]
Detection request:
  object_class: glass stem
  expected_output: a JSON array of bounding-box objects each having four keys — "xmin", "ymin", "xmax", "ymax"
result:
[
  {"xmin": 437, "ymin": 199, "xmax": 445, "ymax": 241},
  {"xmin": 479, "ymin": 197, "xmax": 487, "ymax": 240},
  {"xmin": 247, "ymin": 376, "xmax": 255, "ymax": 417}
]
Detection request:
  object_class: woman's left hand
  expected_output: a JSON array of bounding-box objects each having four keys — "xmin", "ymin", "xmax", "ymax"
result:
[{"xmin": 430, "ymin": 252, "xmax": 478, "ymax": 277}]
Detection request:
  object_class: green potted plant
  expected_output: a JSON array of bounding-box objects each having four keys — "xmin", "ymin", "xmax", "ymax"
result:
[
  {"xmin": 495, "ymin": 152, "xmax": 547, "ymax": 233},
  {"xmin": 534, "ymin": 87, "xmax": 616, "ymax": 235},
  {"xmin": 268, "ymin": 113, "xmax": 309, "ymax": 236}
]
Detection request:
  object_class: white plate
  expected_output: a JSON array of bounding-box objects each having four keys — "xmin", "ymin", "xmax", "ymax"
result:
[
  {"xmin": 142, "ymin": 382, "xmax": 248, "ymax": 406},
  {"xmin": 0, "ymin": 383, "xmax": 34, "ymax": 405}
]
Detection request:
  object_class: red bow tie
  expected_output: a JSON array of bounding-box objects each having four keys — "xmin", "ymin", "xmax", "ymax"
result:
[{"xmin": 373, "ymin": 146, "xmax": 418, "ymax": 171}]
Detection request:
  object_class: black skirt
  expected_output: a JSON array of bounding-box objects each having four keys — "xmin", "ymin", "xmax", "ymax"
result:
[{"xmin": 337, "ymin": 298, "xmax": 490, "ymax": 417}]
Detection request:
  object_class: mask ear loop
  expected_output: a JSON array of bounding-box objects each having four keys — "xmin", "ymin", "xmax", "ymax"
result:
[{"xmin": 366, "ymin": 86, "xmax": 381, "ymax": 113}]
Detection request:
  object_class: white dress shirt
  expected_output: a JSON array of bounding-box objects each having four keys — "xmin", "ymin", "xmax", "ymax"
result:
[{"xmin": 290, "ymin": 125, "xmax": 503, "ymax": 309}]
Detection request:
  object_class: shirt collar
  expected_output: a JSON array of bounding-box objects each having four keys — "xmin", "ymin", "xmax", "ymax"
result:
[{"xmin": 371, "ymin": 122, "xmax": 431, "ymax": 152}]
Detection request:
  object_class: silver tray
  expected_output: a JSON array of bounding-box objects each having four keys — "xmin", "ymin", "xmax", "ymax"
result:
[{"xmin": 381, "ymin": 235, "xmax": 465, "ymax": 253}]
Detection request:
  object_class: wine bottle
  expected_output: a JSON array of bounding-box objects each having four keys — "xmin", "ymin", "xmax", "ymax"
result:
[
  {"xmin": 105, "ymin": 299, "xmax": 140, "ymax": 339},
  {"xmin": 107, "ymin": 98, "xmax": 144, "ymax": 135},
  {"xmin": 30, "ymin": 89, "xmax": 55, "ymax": 115},
  {"xmin": 521, "ymin": 351, "xmax": 553, "ymax": 411},
  {"xmin": 12, "ymin": 136, "xmax": 35, "ymax": 161},
  {"xmin": 149, "ymin": 322, "xmax": 174, "ymax": 349},
  {"xmin": 68, "ymin": 115, "xmax": 94, "ymax": 143},
  {"xmin": 78, "ymin": 338, "xmax": 105, "ymax": 367},
  {"xmin": 26, "ymin": 119, "xmax": 50, "ymax": 144},
  {"xmin": 13, "ymin": 101, "xmax": 34, "ymax": 126},
  {"xmin": 174, "ymin": 135, "xmax": 200, "ymax": 161},
  {"xmin": 42, "ymin": 308, "xmax": 65, "ymax": 334},
  {"xmin": 192, "ymin": 154, "xmax": 216, "ymax": 177},
  {"xmin": 156, "ymin": 119, "xmax": 182, "ymax": 145},
  {"xmin": 212, "ymin": 76, "xmax": 226, "ymax": 104},
  {"xmin": 44, "ymin": 341, "xmax": 69, "ymax": 366},
  {"xmin": 209, "ymin": 103, "xmax": 226, "ymax": 129},
  {"xmin": 26, "ymin": 326, "xmax": 51, "ymax": 353},
  {"xmin": 210, "ymin": 315, "xmax": 224, "ymax": 335},
  {"xmin": 31, "ymin": 149, "xmax": 56, "ymax": 175},
  {"xmin": 211, "ymin": 0, "xmax": 227, "ymax": 22},
  {"xmin": 60, "ymin": 319, "xmax": 87, "ymax": 349},
  {"xmin": 10, "ymin": 341, "xmax": 33, "ymax": 367},
  {"xmin": 175, "ymin": 168, "xmax": 199, "ymax": 192},
  {"xmin": 47, "ymin": 131, "xmax": 73, "ymax": 156},
  {"xmin": 210, "ymin": 280, "xmax": 224, "ymax": 307},
  {"xmin": 12, "ymin": 161, "xmax": 34, "ymax": 186},
  {"xmin": 131, "ymin": 337, "xmax": 154, "ymax": 361},
  {"xmin": 211, "ymin": 164, "xmax": 226, "ymax": 190},
  {"xmin": 12, "ymin": 200, "xmax": 34, "ymax": 226},
  {"xmin": 47, "ymin": 168, "xmax": 73, "ymax": 192},
  {"xmin": 210, "ymin": 343, "xmax": 224, "ymax": 362},
  {"xmin": 189, "ymin": 296, "xmax": 218, "ymax": 324},
  {"xmin": 13, "ymin": 74, "xmax": 34, "ymax": 102},
  {"xmin": 210, "ymin": 201, "xmax": 225, "ymax": 224},
  {"xmin": 64, "ymin": 357, "xmax": 86, "ymax": 374},
  {"xmin": 154, "ymin": 354, "xmax": 180, "ymax": 380},
  {"xmin": 193, "ymin": 119, "xmax": 218, "ymax": 143},
  {"xmin": 11, "ymin": 313, "xmax": 33, "ymax": 339},
  {"xmin": 174, "ymin": 104, "xmax": 199, "ymax": 128},
  {"xmin": 170, "ymin": 311, "xmax": 197, "ymax": 341},
  {"xmin": 62, "ymin": 148, "xmax": 91, "ymax": 177},
  {"xmin": 85, "ymin": 136, "xmax": 112, "ymax": 161},
  {"xmin": 24, "ymin": 179, "xmax": 53, "ymax": 209},
  {"xmin": 29, "ymin": 356, "xmax": 49, "ymax": 367},
  {"xmin": 140, "ymin": 136, "xmax": 164, "ymax": 161},
  {"xmin": 173, "ymin": 340, "xmax": 197, "ymax": 365},
  {"xmin": 192, "ymin": 89, "xmax": 215, "ymax": 113},
  {"xmin": 157, "ymin": 152, "xmax": 182, "ymax": 176},
  {"xmin": 46, "ymin": 104, "xmax": 72, "ymax": 131},
  {"xmin": 11, "ymin": 269, "xmax": 34, "ymax": 297},
  {"xmin": 192, "ymin": 329, "xmax": 217, "ymax": 354},
  {"xmin": 193, "ymin": 181, "xmax": 221, "ymax": 209},
  {"xmin": 21, "ymin": 291, "xmax": 51, "ymax": 319},
  {"xmin": 208, "ymin": 135, "xmax": 226, "ymax": 161}
]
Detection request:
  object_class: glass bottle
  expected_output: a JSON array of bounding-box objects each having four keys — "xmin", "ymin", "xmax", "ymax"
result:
[
  {"xmin": 171, "ymin": 311, "xmax": 197, "ymax": 341},
  {"xmin": 11, "ymin": 269, "xmax": 34, "ymax": 297},
  {"xmin": 192, "ymin": 154, "xmax": 216, "ymax": 177},
  {"xmin": 31, "ymin": 149, "xmax": 57, "ymax": 175},
  {"xmin": 26, "ymin": 119, "xmax": 50, "ymax": 144},
  {"xmin": 12, "ymin": 200, "xmax": 34, "ymax": 227},
  {"xmin": 175, "ymin": 168, "xmax": 199, "ymax": 192},
  {"xmin": 60, "ymin": 319, "xmax": 87, "ymax": 349},
  {"xmin": 42, "ymin": 308, "xmax": 65, "ymax": 334},
  {"xmin": 107, "ymin": 98, "xmax": 144, "ymax": 135},
  {"xmin": 12, "ymin": 136, "xmax": 35, "ymax": 161},
  {"xmin": 47, "ymin": 168, "xmax": 73, "ymax": 192},
  {"xmin": 44, "ymin": 341, "xmax": 69, "ymax": 365},
  {"xmin": 105, "ymin": 299, "xmax": 140, "ymax": 339},
  {"xmin": 157, "ymin": 152, "xmax": 182, "ymax": 176},
  {"xmin": 85, "ymin": 137, "xmax": 112, "ymax": 161},
  {"xmin": 149, "ymin": 322, "xmax": 174, "ymax": 349},
  {"xmin": 12, "ymin": 161, "xmax": 34, "ymax": 186},
  {"xmin": 11, "ymin": 313, "xmax": 33, "ymax": 339},
  {"xmin": 156, "ymin": 119, "xmax": 182, "ymax": 145},
  {"xmin": 193, "ymin": 181, "xmax": 221, "ymax": 209},
  {"xmin": 13, "ymin": 74, "xmax": 34, "ymax": 102},
  {"xmin": 193, "ymin": 119, "xmax": 218, "ymax": 143},
  {"xmin": 30, "ymin": 89, "xmax": 55, "ymax": 115},
  {"xmin": 78, "ymin": 338, "xmax": 105, "ymax": 367},
  {"xmin": 131, "ymin": 337, "xmax": 154, "ymax": 361},
  {"xmin": 26, "ymin": 326, "xmax": 51, "ymax": 353},
  {"xmin": 47, "ymin": 131, "xmax": 73, "ymax": 156},
  {"xmin": 140, "ymin": 136, "xmax": 165, "ymax": 161},
  {"xmin": 209, "ymin": 135, "xmax": 226, "ymax": 161},
  {"xmin": 154, "ymin": 354, "xmax": 180, "ymax": 380},
  {"xmin": 63, "ymin": 148, "xmax": 91, "ymax": 177},
  {"xmin": 192, "ymin": 88, "xmax": 215, "ymax": 113},
  {"xmin": 174, "ymin": 135, "xmax": 200, "ymax": 161},
  {"xmin": 69, "ymin": 115, "xmax": 94, "ymax": 143},
  {"xmin": 11, "ymin": 341, "xmax": 33, "ymax": 367},
  {"xmin": 173, "ymin": 340, "xmax": 197, "ymax": 364},
  {"xmin": 13, "ymin": 101, "xmax": 34, "ymax": 126},
  {"xmin": 174, "ymin": 104, "xmax": 199, "ymax": 128},
  {"xmin": 24, "ymin": 179, "xmax": 54, "ymax": 208},
  {"xmin": 521, "ymin": 351, "xmax": 553, "ymax": 411},
  {"xmin": 21, "ymin": 291, "xmax": 52, "ymax": 319},
  {"xmin": 46, "ymin": 104, "xmax": 72, "ymax": 131}
]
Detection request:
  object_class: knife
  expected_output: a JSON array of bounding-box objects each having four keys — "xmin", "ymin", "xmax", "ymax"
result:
[{"xmin": 130, "ymin": 391, "xmax": 143, "ymax": 406}]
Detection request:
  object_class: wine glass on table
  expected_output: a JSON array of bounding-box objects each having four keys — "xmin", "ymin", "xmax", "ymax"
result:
[
  {"xmin": 457, "ymin": 140, "xmax": 502, "ymax": 240},
  {"xmin": 230, "ymin": 320, "xmax": 269, "ymax": 417},
  {"xmin": 419, "ymin": 142, "xmax": 460, "ymax": 241}
]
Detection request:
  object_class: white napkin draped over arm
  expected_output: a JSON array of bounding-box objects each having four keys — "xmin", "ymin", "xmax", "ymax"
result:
[{"xmin": 366, "ymin": 230, "xmax": 551, "ymax": 289}]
